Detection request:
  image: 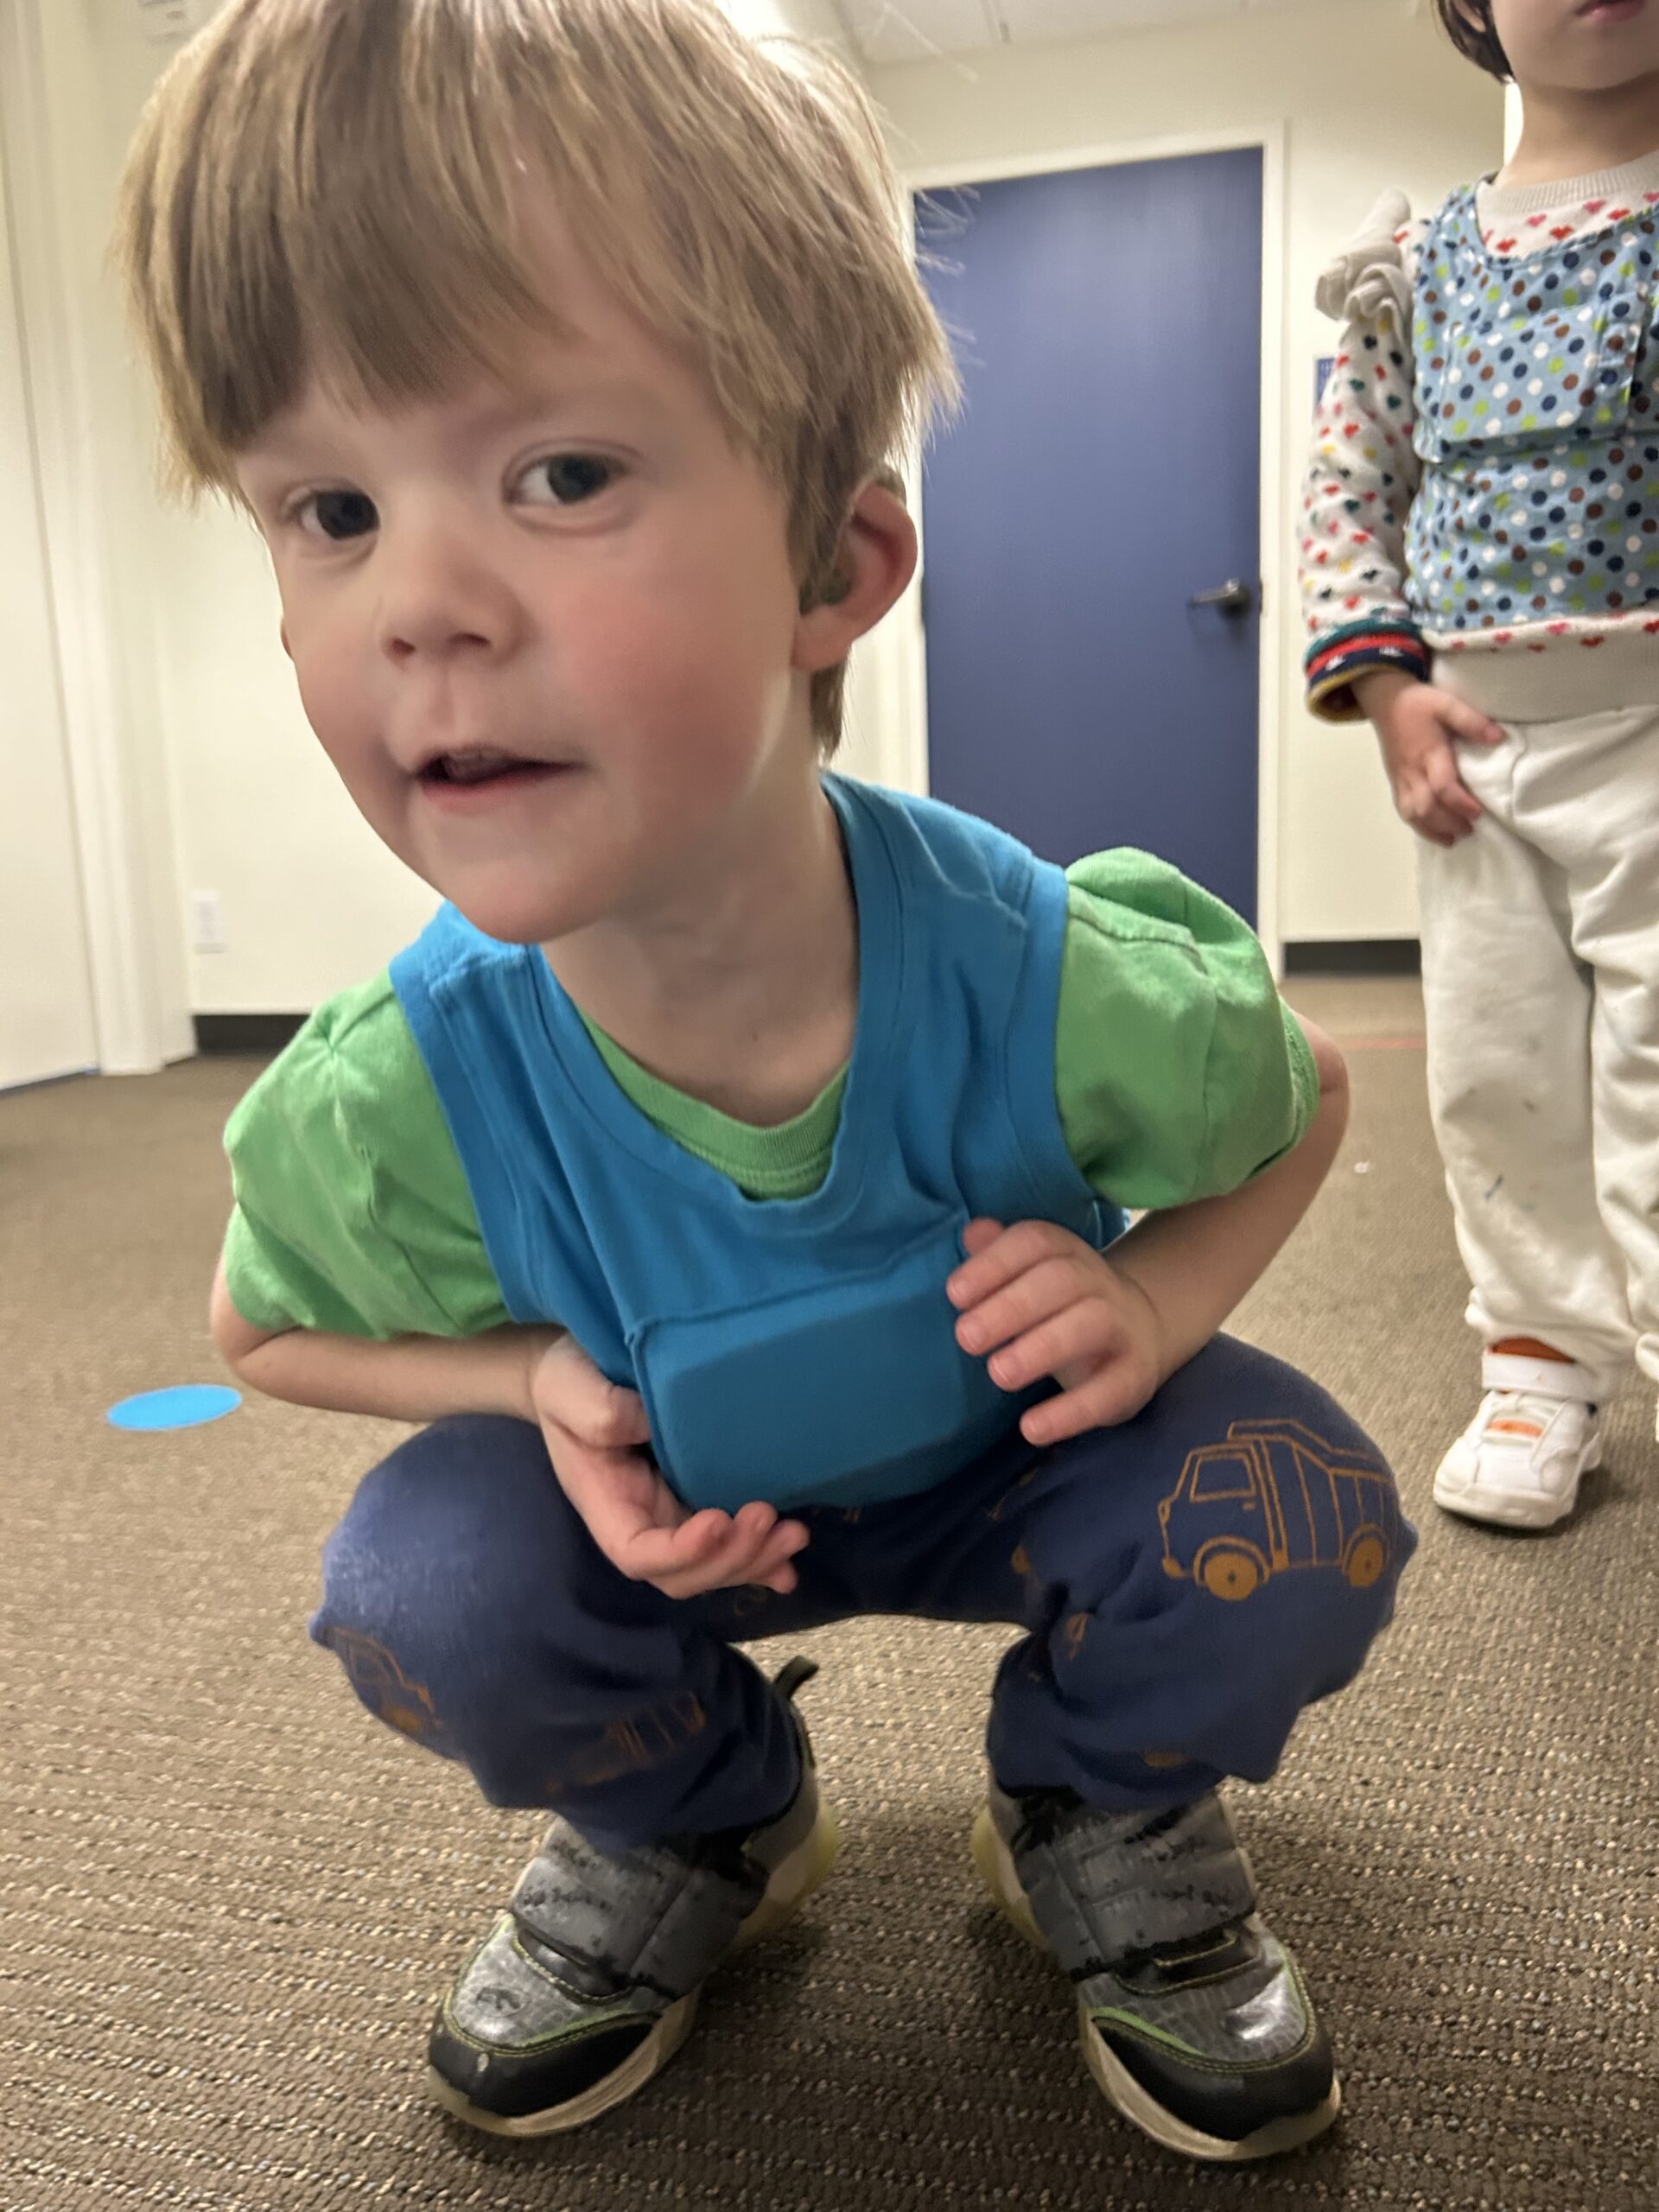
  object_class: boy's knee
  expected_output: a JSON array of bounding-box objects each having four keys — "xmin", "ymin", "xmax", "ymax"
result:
[
  {"xmin": 312, "ymin": 1415, "xmax": 575, "ymax": 1718},
  {"xmin": 1152, "ymin": 1344, "xmax": 1411, "ymax": 1649},
  {"xmin": 1149, "ymin": 1334, "xmax": 1384, "ymax": 1465},
  {"xmin": 1057, "ymin": 1336, "xmax": 1413, "ymax": 1685},
  {"xmin": 318, "ymin": 1415, "xmax": 558, "ymax": 1615}
]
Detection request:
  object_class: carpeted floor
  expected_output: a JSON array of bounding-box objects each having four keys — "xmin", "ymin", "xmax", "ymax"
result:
[{"xmin": 3, "ymin": 978, "xmax": 1655, "ymax": 2211}]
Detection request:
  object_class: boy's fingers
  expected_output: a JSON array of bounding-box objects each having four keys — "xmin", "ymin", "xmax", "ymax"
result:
[
  {"xmin": 946, "ymin": 1218, "xmax": 1012, "ymax": 1303},
  {"xmin": 959, "ymin": 1217, "xmax": 1006, "ymax": 1259},
  {"xmin": 649, "ymin": 1503, "xmax": 775, "ymax": 1592},
  {"xmin": 677, "ymin": 1509, "xmax": 740, "ymax": 1556},
  {"xmin": 543, "ymin": 1403, "xmax": 807, "ymax": 1599},
  {"xmin": 660, "ymin": 1511, "xmax": 810, "ymax": 1599},
  {"xmin": 1020, "ymin": 1363, "xmax": 1153, "ymax": 1446},
  {"xmin": 548, "ymin": 1436, "xmax": 645, "ymax": 1526},
  {"xmin": 623, "ymin": 1514, "xmax": 740, "ymax": 1587},
  {"xmin": 948, "ymin": 1222, "xmax": 1071, "ymax": 1310},
  {"xmin": 540, "ymin": 1337, "xmax": 652, "ymax": 1449},
  {"xmin": 710, "ymin": 1507, "xmax": 803, "ymax": 1592},
  {"xmin": 657, "ymin": 1532, "xmax": 802, "ymax": 1600},
  {"xmin": 987, "ymin": 1300, "xmax": 1117, "ymax": 1392},
  {"xmin": 594, "ymin": 1391, "xmax": 652, "ymax": 1452},
  {"xmin": 752, "ymin": 1519, "xmax": 810, "ymax": 1586},
  {"xmin": 956, "ymin": 1254, "xmax": 1093, "ymax": 1353},
  {"xmin": 1020, "ymin": 1394, "xmax": 1093, "ymax": 1447}
]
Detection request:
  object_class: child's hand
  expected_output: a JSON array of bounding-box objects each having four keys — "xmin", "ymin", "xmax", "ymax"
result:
[
  {"xmin": 946, "ymin": 1218, "xmax": 1168, "ymax": 1447},
  {"xmin": 527, "ymin": 1335, "xmax": 809, "ymax": 1599},
  {"xmin": 1357, "ymin": 671, "xmax": 1507, "ymax": 848}
]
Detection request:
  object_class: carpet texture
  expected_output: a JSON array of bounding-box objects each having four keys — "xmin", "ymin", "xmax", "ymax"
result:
[{"xmin": 3, "ymin": 981, "xmax": 1655, "ymax": 2210}]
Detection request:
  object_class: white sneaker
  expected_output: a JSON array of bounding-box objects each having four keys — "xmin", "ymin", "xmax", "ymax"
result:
[{"xmin": 1433, "ymin": 1351, "xmax": 1600, "ymax": 1531}]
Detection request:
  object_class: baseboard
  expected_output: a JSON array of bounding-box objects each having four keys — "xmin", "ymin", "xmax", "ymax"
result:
[
  {"xmin": 194, "ymin": 1014, "xmax": 307, "ymax": 1054},
  {"xmin": 1283, "ymin": 939, "xmax": 1421, "ymax": 977}
]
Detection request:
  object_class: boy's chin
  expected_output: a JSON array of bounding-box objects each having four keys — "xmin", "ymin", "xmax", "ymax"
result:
[{"xmin": 432, "ymin": 862, "xmax": 594, "ymax": 949}]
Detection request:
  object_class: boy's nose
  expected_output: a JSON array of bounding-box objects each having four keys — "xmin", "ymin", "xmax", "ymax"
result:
[{"xmin": 375, "ymin": 528, "xmax": 526, "ymax": 667}]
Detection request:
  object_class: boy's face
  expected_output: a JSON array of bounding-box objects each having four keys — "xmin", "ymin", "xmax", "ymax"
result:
[
  {"xmin": 1484, "ymin": 0, "xmax": 1659, "ymax": 90},
  {"xmin": 236, "ymin": 209, "xmax": 815, "ymax": 947}
]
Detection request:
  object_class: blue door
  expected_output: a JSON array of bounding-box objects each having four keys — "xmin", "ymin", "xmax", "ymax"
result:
[{"xmin": 918, "ymin": 148, "xmax": 1263, "ymax": 919}]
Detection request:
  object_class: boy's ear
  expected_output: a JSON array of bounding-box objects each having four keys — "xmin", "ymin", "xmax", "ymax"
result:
[{"xmin": 792, "ymin": 480, "xmax": 919, "ymax": 676}]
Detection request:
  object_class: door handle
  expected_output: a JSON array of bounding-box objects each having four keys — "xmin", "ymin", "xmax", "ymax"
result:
[{"xmin": 1188, "ymin": 578, "xmax": 1255, "ymax": 615}]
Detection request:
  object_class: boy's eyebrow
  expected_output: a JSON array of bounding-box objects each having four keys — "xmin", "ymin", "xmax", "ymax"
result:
[{"xmin": 465, "ymin": 373, "xmax": 674, "ymax": 432}]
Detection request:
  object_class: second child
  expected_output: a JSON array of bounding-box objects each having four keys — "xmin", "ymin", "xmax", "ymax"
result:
[{"xmin": 1301, "ymin": 0, "xmax": 1659, "ymax": 1530}]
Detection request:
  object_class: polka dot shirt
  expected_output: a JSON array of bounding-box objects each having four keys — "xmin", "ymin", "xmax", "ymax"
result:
[{"xmin": 1301, "ymin": 151, "xmax": 1659, "ymax": 721}]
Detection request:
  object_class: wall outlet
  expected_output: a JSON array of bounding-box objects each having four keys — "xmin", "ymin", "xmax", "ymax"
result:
[
  {"xmin": 137, "ymin": 0, "xmax": 223, "ymax": 44},
  {"xmin": 137, "ymin": 1, "xmax": 194, "ymax": 41},
  {"xmin": 190, "ymin": 891, "xmax": 226, "ymax": 954}
]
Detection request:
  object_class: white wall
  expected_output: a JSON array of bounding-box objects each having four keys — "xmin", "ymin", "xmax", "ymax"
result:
[
  {"xmin": 869, "ymin": 0, "xmax": 1505, "ymax": 944},
  {"xmin": 0, "ymin": 118, "xmax": 99, "ymax": 1086},
  {"xmin": 724, "ymin": 0, "xmax": 848, "ymax": 36},
  {"xmin": 2, "ymin": 0, "xmax": 194, "ymax": 1066},
  {"xmin": 86, "ymin": 0, "xmax": 444, "ymax": 1014}
]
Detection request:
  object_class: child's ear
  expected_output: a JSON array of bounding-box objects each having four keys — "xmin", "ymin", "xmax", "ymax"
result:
[
  {"xmin": 279, "ymin": 619, "xmax": 293, "ymax": 661},
  {"xmin": 792, "ymin": 480, "xmax": 918, "ymax": 676}
]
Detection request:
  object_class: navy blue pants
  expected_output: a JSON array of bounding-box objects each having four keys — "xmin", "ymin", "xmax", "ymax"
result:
[{"xmin": 312, "ymin": 1337, "xmax": 1414, "ymax": 1849}]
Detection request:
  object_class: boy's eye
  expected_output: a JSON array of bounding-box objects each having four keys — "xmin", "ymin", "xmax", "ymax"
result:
[
  {"xmin": 299, "ymin": 489, "xmax": 378, "ymax": 541},
  {"xmin": 518, "ymin": 454, "xmax": 620, "ymax": 507}
]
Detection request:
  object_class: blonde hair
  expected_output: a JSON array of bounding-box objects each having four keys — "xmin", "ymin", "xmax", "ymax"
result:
[{"xmin": 116, "ymin": 0, "xmax": 957, "ymax": 747}]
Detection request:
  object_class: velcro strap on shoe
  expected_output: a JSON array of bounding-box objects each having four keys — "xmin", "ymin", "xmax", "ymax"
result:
[
  {"xmin": 1481, "ymin": 1351, "xmax": 1598, "ymax": 1401},
  {"xmin": 511, "ymin": 1825, "xmax": 762, "ymax": 2001},
  {"xmin": 1023, "ymin": 1794, "xmax": 1258, "ymax": 1974}
]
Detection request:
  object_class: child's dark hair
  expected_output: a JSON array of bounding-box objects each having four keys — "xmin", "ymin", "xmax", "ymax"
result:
[{"xmin": 1433, "ymin": 0, "xmax": 1510, "ymax": 80}]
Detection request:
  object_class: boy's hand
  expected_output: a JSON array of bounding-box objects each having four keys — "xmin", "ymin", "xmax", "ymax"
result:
[
  {"xmin": 947, "ymin": 1218, "xmax": 1168, "ymax": 1448},
  {"xmin": 527, "ymin": 1335, "xmax": 809, "ymax": 1599},
  {"xmin": 1356, "ymin": 671, "xmax": 1506, "ymax": 848}
]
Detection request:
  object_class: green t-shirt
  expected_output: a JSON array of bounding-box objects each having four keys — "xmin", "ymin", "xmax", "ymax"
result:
[{"xmin": 223, "ymin": 849, "xmax": 1318, "ymax": 1339}]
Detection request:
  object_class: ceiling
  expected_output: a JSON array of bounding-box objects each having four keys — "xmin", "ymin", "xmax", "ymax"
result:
[{"xmin": 833, "ymin": 0, "xmax": 1407, "ymax": 67}]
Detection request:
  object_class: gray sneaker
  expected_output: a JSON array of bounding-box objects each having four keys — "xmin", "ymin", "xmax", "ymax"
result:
[
  {"xmin": 426, "ymin": 1657, "xmax": 838, "ymax": 2136},
  {"xmin": 973, "ymin": 1782, "xmax": 1339, "ymax": 2162}
]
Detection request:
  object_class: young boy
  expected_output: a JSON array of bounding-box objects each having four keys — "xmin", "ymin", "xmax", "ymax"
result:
[{"xmin": 120, "ymin": 0, "xmax": 1413, "ymax": 2164}]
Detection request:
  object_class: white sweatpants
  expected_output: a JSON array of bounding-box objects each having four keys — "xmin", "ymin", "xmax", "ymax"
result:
[{"xmin": 1415, "ymin": 702, "xmax": 1659, "ymax": 1405}]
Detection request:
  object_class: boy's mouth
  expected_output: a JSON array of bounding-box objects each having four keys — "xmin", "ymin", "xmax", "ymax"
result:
[{"xmin": 417, "ymin": 747, "xmax": 572, "ymax": 801}]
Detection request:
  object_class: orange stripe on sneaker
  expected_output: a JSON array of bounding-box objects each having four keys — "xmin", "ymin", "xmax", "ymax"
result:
[
  {"xmin": 1488, "ymin": 1419, "xmax": 1543, "ymax": 1439},
  {"xmin": 1491, "ymin": 1337, "xmax": 1575, "ymax": 1362}
]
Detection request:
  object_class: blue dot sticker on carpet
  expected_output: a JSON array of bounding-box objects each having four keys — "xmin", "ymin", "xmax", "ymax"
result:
[{"xmin": 107, "ymin": 1385, "xmax": 243, "ymax": 1433}]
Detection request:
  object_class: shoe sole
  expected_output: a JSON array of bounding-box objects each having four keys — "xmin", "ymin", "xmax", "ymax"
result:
[
  {"xmin": 969, "ymin": 1808, "xmax": 1341, "ymax": 2164},
  {"xmin": 426, "ymin": 1802, "xmax": 842, "ymax": 2139},
  {"xmin": 1433, "ymin": 1436, "xmax": 1601, "ymax": 1531}
]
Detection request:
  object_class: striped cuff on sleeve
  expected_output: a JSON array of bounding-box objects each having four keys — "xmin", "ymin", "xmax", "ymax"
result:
[{"xmin": 1304, "ymin": 620, "xmax": 1431, "ymax": 722}]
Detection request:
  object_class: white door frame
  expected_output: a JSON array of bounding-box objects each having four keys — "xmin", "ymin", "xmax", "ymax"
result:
[
  {"xmin": 903, "ymin": 124, "xmax": 1287, "ymax": 975},
  {"xmin": 0, "ymin": 0, "xmax": 189, "ymax": 1072}
]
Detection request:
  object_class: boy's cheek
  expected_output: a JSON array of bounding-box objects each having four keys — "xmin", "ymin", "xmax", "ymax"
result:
[
  {"xmin": 287, "ymin": 658, "xmax": 394, "ymax": 813},
  {"xmin": 573, "ymin": 593, "xmax": 787, "ymax": 753}
]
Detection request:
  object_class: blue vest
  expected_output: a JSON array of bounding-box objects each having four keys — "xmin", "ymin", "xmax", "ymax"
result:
[
  {"xmin": 391, "ymin": 778, "xmax": 1122, "ymax": 1513},
  {"xmin": 1408, "ymin": 186, "xmax": 1659, "ymax": 633}
]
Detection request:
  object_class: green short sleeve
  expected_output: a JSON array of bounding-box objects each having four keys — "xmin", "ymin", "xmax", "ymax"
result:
[
  {"xmin": 1054, "ymin": 852, "xmax": 1319, "ymax": 1211},
  {"xmin": 221, "ymin": 972, "xmax": 512, "ymax": 1340}
]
